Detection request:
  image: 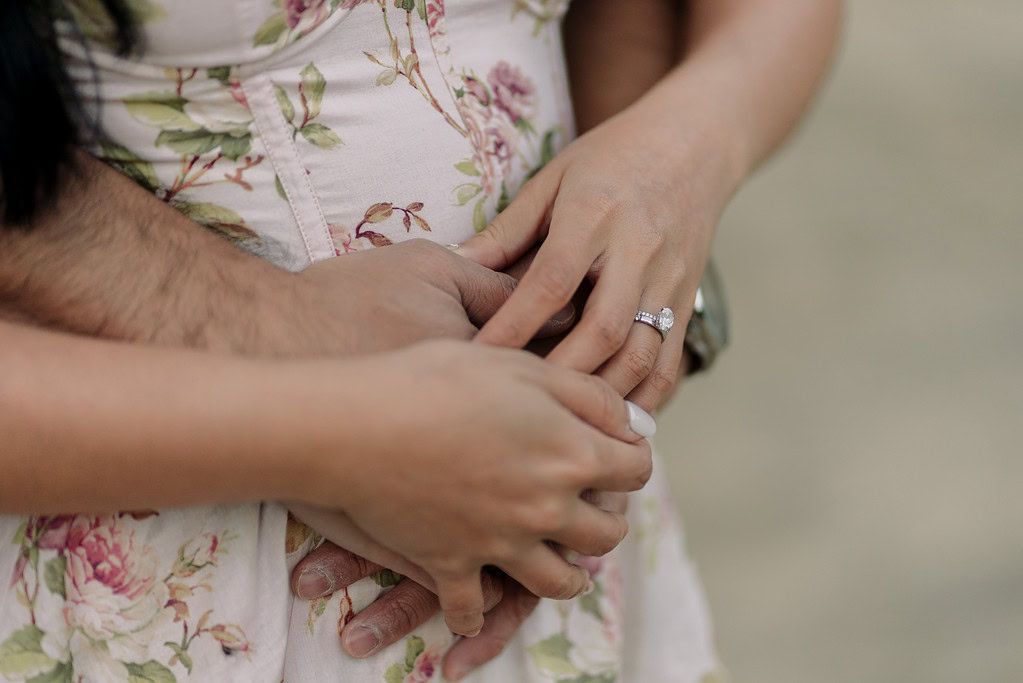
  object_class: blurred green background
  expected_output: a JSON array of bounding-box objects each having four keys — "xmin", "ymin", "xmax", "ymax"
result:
[{"xmin": 659, "ymin": 1, "xmax": 1023, "ymax": 681}]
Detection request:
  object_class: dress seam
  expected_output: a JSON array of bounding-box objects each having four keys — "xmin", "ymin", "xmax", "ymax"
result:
[{"xmin": 241, "ymin": 73, "xmax": 334, "ymax": 264}]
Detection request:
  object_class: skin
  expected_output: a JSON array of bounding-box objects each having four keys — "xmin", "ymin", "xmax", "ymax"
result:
[
  {"xmin": 0, "ymin": 322, "xmax": 652, "ymax": 635},
  {"xmin": 0, "ymin": 0, "xmax": 842, "ymax": 676},
  {"xmin": 305, "ymin": 0, "xmax": 845, "ymax": 678}
]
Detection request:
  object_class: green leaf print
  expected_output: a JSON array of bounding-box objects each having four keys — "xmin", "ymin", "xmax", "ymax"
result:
[
  {"xmin": 164, "ymin": 642, "xmax": 193, "ymax": 674},
  {"xmin": 274, "ymin": 84, "xmax": 296, "ymax": 123},
  {"xmin": 155, "ymin": 129, "xmax": 224, "ymax": 156},
  {"xmin": 453, "ymin": 183, "xmax": 482, "ymax": 206},
  {"xmin": 124, "ymin": 92, "xmax": 199, "ymax": 131},
  {"xmin": 12, "ymin": 521, "xmax": 27, "ymax": 545},
  {"xmin": 299, "ymin": 123, "xmax": 343, "ymax": 148},
  {"xmin": 526, "ymin": 633, "xmax": 579, "ymax": 678},
  {"xmin": 206, "ymin": 66, "xmax": 232, "ymax": 87},
  {"xmin": 253, "ymin": 13, "xmax": 288, "ymax": 46},
  {"xmin": 173, "ymin": 201, "xmax": 260, "ymax": 244},
  {"xmin": 383, "ymin": 664, "xmax": 406, "ymax": 683},
  {"xmin": 473, "ymin": 196, "xmax": 488, "ymax": 233},
  {"xmin": 370, "ymin": 569, "xmax": 404, "ymax": 587},
  {"xmin": 299, "ymin": 63, "xmax": 327, "ymax": 121},
  {"xmin": 404, "ymin": 635, "xmax": 425, "ymax": 671},
  {"xmin": 560, "ymin": 674, "xmax": 617, "ymax": 683},
  {"xmin": 417, "ymin": 0, "xmax": 426, "ymax": 20},
  {"xmin": 26, "ymin": 660, "xmax": 72, "ymax": 683},
  {"xmin": 0, "ymin": 626, "xmax": 57, "ymax": 680},
  {"xmin": 454, "ymin": 160, "xmax": 481, "ymax": 176},
  {"xmin": 124, "ymin": 660, "xmax": 177, "ymax": 683},
  {"xmin": 219, "ymin": 133, "xmax": 253, "ymax": 160},
  {"xmin": 43, "ymin": 556, "xmax": 66, "ymax": 599},
  {"xmin": 399, "ymin": 0, "xmax": 415, "ymax": 11},
  {"xmin": 100, "ymin": 142, "xmax": 160, "ymax": 192},
  {"xmin": 497, "ymin": 181, "xmax": 511, "ymax": 213}
]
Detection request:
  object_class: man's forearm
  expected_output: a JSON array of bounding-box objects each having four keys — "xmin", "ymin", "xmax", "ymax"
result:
[{"xmin": 0, "ymin": 152, "xmax": 320, "ymax": 354}]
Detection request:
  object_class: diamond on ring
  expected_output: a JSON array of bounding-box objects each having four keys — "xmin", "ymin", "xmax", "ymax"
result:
[{"xmin": 634, "ymin": 307, "xmax": 675, "ymax": 340}]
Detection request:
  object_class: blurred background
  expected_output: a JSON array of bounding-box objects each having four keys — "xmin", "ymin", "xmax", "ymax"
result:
[{"xmin": 659, "ymin": 1, "xmax": 1023, "ymax": 681}]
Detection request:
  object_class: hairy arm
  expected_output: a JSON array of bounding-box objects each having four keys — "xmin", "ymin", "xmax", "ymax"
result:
[{"xmin": 0, "ymin": 152, "xmax": 337, "ymax": 355}]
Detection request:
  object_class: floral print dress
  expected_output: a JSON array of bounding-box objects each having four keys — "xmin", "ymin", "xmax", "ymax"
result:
[{"xmin": 0, "ymin": 1, "xmax": 723, "ymax": 681}]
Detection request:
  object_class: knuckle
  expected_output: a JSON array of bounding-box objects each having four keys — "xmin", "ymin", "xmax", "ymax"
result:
[
  {"xmin": 520, "ymin": 498, "xmax": 567, "ymax": 535},
  {"xmin": 646, "ymin": 366, "xmax": 677, "ymax": 397},
  {"xmin": 621, "ymin": 342, "xmax": 659, "ymax": 385},
  {"xmin": 388, "ymin": 590, "xmax": 433, "ymax": 633},
  {"xmin": 536, "ymin": 571, "xmax": 581, "ymax": 600},
  {"xmin": 531, "ymin": 263, "xmax": 576, "ymax": 303},
  {"xmin": 593, "ymin": 318, "xmax": 629, "ymax": 354}
]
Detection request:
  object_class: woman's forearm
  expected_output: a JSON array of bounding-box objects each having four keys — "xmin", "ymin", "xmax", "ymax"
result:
[
  {"xmin": 667, "ymin": 0, "xmax": 843, "ymax": 181},
  {"xmin": 567, "ymin": 0, "xmax": 842, "ymax": 190},
  {"xmin": 0, "ymin": 321, "xmax": 323, "ymax": 513}
]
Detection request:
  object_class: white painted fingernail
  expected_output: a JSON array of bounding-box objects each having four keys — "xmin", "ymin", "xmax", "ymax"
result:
[
  {"xmin": 626, "ymin": 401, "xmax": 657, "ymax": 438},
  {"xmin": 444, "ymin": 243, "xmax": 462, "ymax": 251}
]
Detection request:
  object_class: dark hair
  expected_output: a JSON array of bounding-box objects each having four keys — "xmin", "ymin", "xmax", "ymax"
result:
[{"xmin": 0, "ymin": 0, "xmax": 136, "ymax": 226}]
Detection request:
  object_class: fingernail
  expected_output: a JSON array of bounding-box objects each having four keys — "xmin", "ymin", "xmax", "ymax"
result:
[
  {"xmin": 551, "ymin": 303, "xmax": 575, "ymax": 325},
  {"xmin": 571, "ymin": 570, "xmax": 592, "ymax": 599},
  {"xmin": 626, "ymin": 401, "xmax": 657, "ymax": 438},
  {"xmin": 444, "ymin": 243, "xmax": 462, "ymax": 252},
  {"xmin": 295, "ymin": 567, "xmax": 332, "ymax": 600},
  {"xmin": 344, "ymin": 624, "xmax": 382, "ymax": 657}
]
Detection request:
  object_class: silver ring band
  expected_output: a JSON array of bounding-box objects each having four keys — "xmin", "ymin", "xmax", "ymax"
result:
[{"xmin": 634, "ymin": 307, "xmax": 675, "ymax": 341}]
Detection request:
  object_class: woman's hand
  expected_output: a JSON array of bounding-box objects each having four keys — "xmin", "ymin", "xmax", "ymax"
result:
[
  {"xmin": 456, "ymin": 97, "xmax": 740, "ymax": 411},
  {"xmin": 297, "ymin": 339, "xmax": 653, "ymax": 636}
]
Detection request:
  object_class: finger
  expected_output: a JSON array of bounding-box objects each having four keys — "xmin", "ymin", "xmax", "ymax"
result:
[
  {"xmin": 437, "ymin": 573, "xmax": 487, "ymax": 636},
  {"xmin": 287, "ymin": 503, "xmax": 435, "ymax": 590},
  {"xmin": 456, "ymin": 258, "xmax": 576, "ymax": 339},
  {"xmin": 627, "ymin": 319, "xmax": 686, "ymax": 413},
  {"xmin": 583, "ymin": 425, "xmax": 654, "ymax": 493},
  {"xmin": 502, "ymin": 544, "xmax": 590, "ymax": 601},
  {"xmin": 596, "ymin": 279, "xmax": 681, "ymax": 395},
  {"xmin": 545, "ymin": 257, "xmax": 643, "ymax": 373},
  {"xmin": 474, "ymin": 216, "xmax": 596, "ymax": 349},
  {"xmin": 443, "ymin": 579, "xmax": 541, "ymax": 682},
  {"xmin": 551, "ymin": 501, "xmax": 629, "ymax": 557},
  {"xmin": 456, "ymin": 163, "xmax": 563, "ymax": 271},
  {"xmin": 291, "ymin": 542, "xmax": 382, "ymax": 600},
  {"xmin": 580, "ymin": 489, "xmax": 629, "ymax": 515},
  {"xmin": 540, "ymin": 365, "xmax": 643, "ymax": 442},
  {"xmin": 341, "ymin": 571, "xmax": 504, "ymax": 658}
]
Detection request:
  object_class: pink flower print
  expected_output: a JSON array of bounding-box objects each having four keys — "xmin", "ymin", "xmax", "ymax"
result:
[
  {"xmin": 63, "ymin": 516, "xmax": 166, "ymax": 642},
  {"xmin": 228, "ymin": 78, "xmax": 250, "ymax": 109},
  {"xmin": 283, "ymin": 0, "xmax": 328, "ymax": 29},
  {"xmin": 31, "ymin": 516, "xmax": 75, "ymax": 550},
  {"xmin": 463, "ymin": 75, "xmax": 490, "ymax": 106},
  {"xmin": 485, "ymin": 116, "xmax": 518, "ymax": 179},
  {"xmin": 171, "ymin": 532, "xmax": 220, "ymax": 578},
  {"xmin": 488, "ymin": 61, "xmax": 536, "ymax": 123},
  {"xmin": 406, "ymin": 644, "xmax": 443, "ymax": 683},
  {"xmin": 426, "ymin": 0, "xmax": 446, "ymax": 40}
]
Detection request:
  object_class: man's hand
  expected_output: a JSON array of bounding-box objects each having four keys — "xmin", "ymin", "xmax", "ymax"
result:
[{"xmin": 290, "ymin": 491, "xmax": 628, "ymax": 680}]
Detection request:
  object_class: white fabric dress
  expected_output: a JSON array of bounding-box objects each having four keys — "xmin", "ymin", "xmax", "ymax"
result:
[{"xmin": 0, "ymin": 1, "xmax": 722, "ymax": 681}]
